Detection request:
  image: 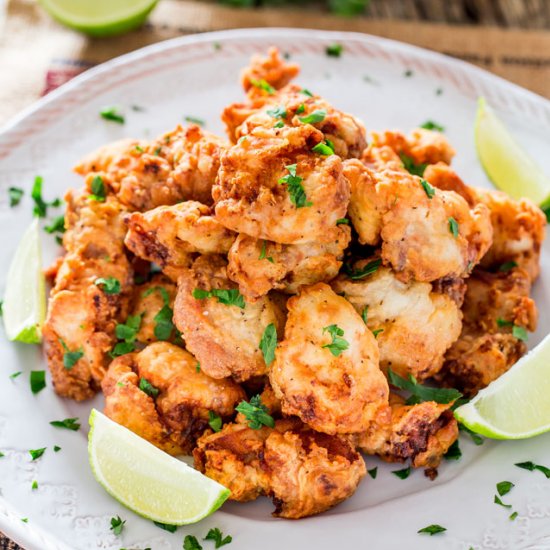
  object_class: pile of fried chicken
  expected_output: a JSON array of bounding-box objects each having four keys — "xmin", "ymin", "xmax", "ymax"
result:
[{"xmin": 43, "ymin": 48, "xmax": 546, "ymax": 519}]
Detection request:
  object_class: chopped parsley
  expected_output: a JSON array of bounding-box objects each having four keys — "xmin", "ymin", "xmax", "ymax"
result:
[
  {"xmin": 8, "ymin": 187, "xmax": 24, "ymax": 207},
  {"xmin": 499, "ymin": 260, "xmax": 518, "ymax": 272},
  {"xmin": 448, "ymin": 217, "xmax": 459, "ymax": 238},
  {"xmin": 192, "ymin": 288, "xmax": 245, "ymax": 309},
  {"xmin": 111, "ymin": 314, "xmax": 142, "ymax": 357},
  {"xmin": 208, "ymin": 411, "xmax": 223, "ymax": 432},
  {"xmin": 392, "ymin": 466, "xmax": 411, "ymax": 479},
  {"xmin": 299, "ymin": 109, "xmax": 327, "ymax": 124},
  {"xmin": 100, "ymin": 107, "xmax": 125, "ymax": 124},
  {"xmin": 53, "ymin": 446, "xmax": 61, "ymax": 452},
  {"xmin": 94, "ymin": 277, "xmax": 121, "ymax": 294},
  {"xmin": 367, "ymin": 467, "xmax": 377, "ymax": 479},
  {"xmin": 336, "ymin": 218, "xmax": 349, "ymax": 225},
  {"xmin": 296, "ymin": 103, "xmax": 305, "ymax": 114},
  {"xmin": 420, "ymin": 179, "xmax": 435, "ymax": 199},
  {"xmin": 30, "ymin": 370, "xmax": 46, "ymax": 394},
  {"xmin": 444, "ymin": 440, "xmax": 461, "ymax": 461},
  {"xmin": 509, "ymin": 511, "xmax": 518, "ymax": 521},
  {"xmin": 235, "ymin": 395, "xmax": 275, "ymax": 430},
  {"xmin": 31, "ymin": 480, "xmax": 38, "ymax": 490},
  {"xmin": 89, "ymin": 175, "xmax": 107, "ymax": 202},
  {"xmin": 185, "ymin": 115, "xmax": 206, "ymax": 126},
  {"xmin": 515, "ymin": 460, "xmax": 550, "ymax": 478},
  {"xmin": 259, "ymin": 323, "xmax": 277, "ymax": 366},
  {"xmin": 249, "ymin": 78, "xmax": 275, "ymax": 95},
  {"xmin": 258, "ymin": 240, "xmax": 274, "ymax": 262},
  {"xmin": 300, "ymin": 88, "xmax": 314, "ymax": 97},
  {"xmin": 404, "ymin": 69, "xmax": 414, "ymax": 77},
  {"xmin": 496, "ymin": 318, "xmax": 513, "ymax": 327},
  {"xmin": 420, "ymin": 120, "xmax": 445, "ymax": 132},
  {"xmin": 31, "ymin": 176, "xmax": 61, "ymax": 217},
  {"xmin": 266, "ymin": 105, "xmax": 287, "ymax": 119},
  {"xmin": 512, "ymin": 325, "xmax": 528, "ymax": 342},
  {"xmin": 496, "ymin": 481, "xmax": 514, "ymax": 497},
  {"xmin": 494, "ymin": 495, "xmax": 512, "ymax": 508},
  {"xmin": 184, "ymin": 535, "xmax": 203, "ymax": 550},
  {"xmin": 204, "ymin": 527, "xmax": 232, "ymax": 548},
  {"xmin": 312, "ymin": 141, "xmax": 335, "ymax": 155},
  {"xmin": 322, "ymin": 324, "xmax": 349, "ymax": 357},
  {"xmin": 153, "ymin": 521, "xmax": 178, "ymax": 533},
  {"xmin": 542, "ymin": 204, "xmax": 550, "ymax": 223},
  {"xmin": 44, "ymin": 215, "xmax": 65, "ymax": 235},
  {"xmin": 388, "ymin": 368, "xmax": 462, "ymax": 405},
  {"xmin": 59, "ymin": 339, "xmax": 84, "ymax": 370},
  {"xmin": 273, "ymin": 120, "xmax": 284, "ymax": 129},
  {"xmin": 458, "ymin": 424, "xmax": 484, "ymax": 445},
  {"xmin": 436, "ymin": 87, "xmax": 443, "ymax": 96},
  {"xmin": 399, "ymin": 153, "xmax": 427, "ymax": 177},
  {"xmin": 50, "ymin": 418, "xmax": 80, "ymax": 431},
  {"xmin": 0, "ymin": 452, "xmax": 4, "ymax": 458},
  {"xmin": 139, "ymin": 377, "xmax": 160, "ymax": 398},
  {"xmin": 278, "ymin": 164, "xmax": 312, "ymax": 208},
  {"xmin": 372, "ymin": 328, "xmax": 384, "ymax": 338},
  {"xmin": 110, "ymin": 515, "xmax": 125, "ymax": 535},
  {"xmin": 143, "ymin": 286, "xmax": 175, "ymax": 340},
  {"xmin": 135, "ymin": 145, "xmax": 144, "ymax": 153},
  {"xmin": 196, "ymin": 362, "xmax": 201, "ymax": 373},
  {"xmin": 325, "ymin": 43, "xmax": 343, "ymax": 57},
  {"xmin": 361, "ymin": 306, "xmax": 368, "ymax": 324},
  {"xmin": 9, "ymin": 371, "xmax": 22, "ymax": 380},
  {"xmin": 344, "ymin": 258, "xmax": 382, "ymax": 280},
  {"xmin": 29, "ymin": 447, "xmax": 46, "ymax": 461},
  {"xmin": 418, "ymin": 524, "xmax": 446, "ymax": 536}
]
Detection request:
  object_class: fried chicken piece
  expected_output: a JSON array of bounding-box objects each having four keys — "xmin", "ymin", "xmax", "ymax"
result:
[
  {"xmin": 193, "ymin": 418, "xmax": 366, "ymax": 518},
  {"xmin": 355, "ymin": 394, "xmax": 458, "ymax": 471},
  {"xmin": 124, "ymin": 201, "xmax": 236, "ymax": 279},
  {"xmin": 227, "ymin": 227, "xmax": 350, "ymax": 300},
  {"xmin": 332, "ymin": 261, "xmax": 463, "ymax": 380},
  {"xmin": 42, "ymin": 190, "xmax": 133, "ymax": 401},
  {"xmin": 345, "ymin": 159, "xmax": 493, "ymax": 282},
  {"xmin": 75, "ymin": 125, "xmax": 226, "ymax": 210},
  {"xmin": 224, "ymin": 84, "xmax": 367, "ymax": 159},
  {"xmin": 214, "ymin": 124, "xmax": 350, "ymax": 245},
  {"xmin": 270, "ymin": 283, "xmax": 388, "ymax": 435},
  {"xmin": 173, "ymin": 255, "xmax": 282, "ymax": 382},
  {"xmin": 102, "ymin": 342, "xmax": 245, "ymax": 455},
  {"xmin": 129, "ymin": 275, "xmax": 178, "ymax": 344},
  {"xmin": 437, "ymin": 267, "xmax": 537, "ymax": 395},
  {"xmin": 474, "ymin": 188, "xmax": 546, "ymax": 281}
]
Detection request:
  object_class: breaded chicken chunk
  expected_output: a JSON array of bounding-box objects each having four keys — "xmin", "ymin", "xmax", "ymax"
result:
[
  {"xmin": 332, "ymin": 260, "xmax": 463, "ymax": 380},
  {"xmin": 437, "ymin": 267, "xmax": 537, "ymax": 396},
  {"xmin": 355, "ymin": 394, "xmax": 458, "ymax": 472},
  {"xmin": 102, "ymin": 342, "xmax": 245, "ymax": 454},
  {"xmin": 345, "ymin": 159, "xmax": 493, "ymax": 282},
  {"xmin": 214, "ymin": 124, "xmax": 350, "ymax": 244},
  {"xmin": 75, "ymin": 125, "xmax": 226, "ymax": 210},
  {"xmin": 124, "ymin": 201, "xmax": 236, "ymax": 278},
  {"xmin": 227, "ymin": 226, "xmax": 350, "ymax": 300},
  {"xmin": 174, "ymin": 255, "xmax": 283, "ymax": 381},
  {"xmin": 43, "ymin": 190, "xmax": 133, "ymax": 401},
  {"xmin": 270, "ymin": 283, "xmax": 389, "ymax": 434},
  {"xmin": 193, "ymin": 418, "xmax": 366, "ymax": 518}
]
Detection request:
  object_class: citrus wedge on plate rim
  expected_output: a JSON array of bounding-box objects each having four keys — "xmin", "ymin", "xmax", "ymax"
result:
[
  {"xmin": 475, "ymin": 96, "xmax": 550, "ymax": 217},
  {"xmin": 2, "ymin": 218, "xmax": 46, "ymax": 344},
  {"xmin": 88, "ymin": 409, "xmax": 230, "ymax": 524},
  {"xmin": 454, "ymin": 333, "xmax": 550, "ymax": 439}
]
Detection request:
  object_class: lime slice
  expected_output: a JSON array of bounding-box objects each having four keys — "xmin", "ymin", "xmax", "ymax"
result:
[
  {"xmin": 88, "ymin": 409, "xmax": 230, "ymax": 524},
  {"xmin": 2, "ymin": 219, "xmax": 46, "ymax": 344},
  {"xmin": 39, "ymin": 0, "xmax": 159, "ymax": 37},
  {"xmin": 454, "ymin": 333, "xmax": 550, "ymax": 439},
  {"xmin": 475, "ymin": 97, "xmax": 550, "ymax": 215}
]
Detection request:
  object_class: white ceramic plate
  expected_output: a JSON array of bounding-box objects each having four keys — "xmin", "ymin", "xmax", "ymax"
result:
[{"xmin": 0, "ymin": 28, "xmax": 549, "ymax": 550}]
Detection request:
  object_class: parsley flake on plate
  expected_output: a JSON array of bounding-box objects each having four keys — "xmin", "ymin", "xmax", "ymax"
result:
[
  {"xmin": 259, "ymin": 323, "xmax": 277, "ymax": 366},
  {"xmin": 89, "ymin": 175, "xmax": 107, "ymax": 202},
  {"xmin": 110, "ymin": 515, "xmax": 125, "ymax": 535},
  {"xmin": 153, "ymin": 521, "xmax": 178, "ymax": 533},
  {"xmin": 139, "ymin": 377, "xmax": 160, "ymax": 399},
  {"xmin": 420, "ymin": 179, "xmax": 435, "ymax": 199},
  {"xmin": 204, "ymin": 527, "xmax": 232, "ymax": 548},
  {"xmin": 53, "ymin": 446, "xmax": 61, "ymax": 452},
  {"xmin": 388, "ymin": 368, "xmax": 462, "ymax": 405},
  {"xmin": 325, "ymin": 43, "xmax": 343, "ymax": 57},
  {"xmin": 322, "ymin": 324, "xmax": 349, "ymax": 357},
  {"xmin": 208, "ymin": 411, "xmax": 223, "ymax": 432},
  {"xmin": 31, "ymin": 176, "xmax": 61, "ymax": 218},
  {"xmin": 184, "ymin": 534, "xmax": 203, "ymax": 550},
  {"xmin": 418, "ymin": 524, "xmax": 446, "ymax": 536},
  {"xmin": 9, "ymin": 371, "xmax": 22, "ymax": 380},
  {"xmin": 192, "ymin": 288, "xmax": 245, "ymax": 309},
  {"xmin": 458, "ymin": 424, "xmax": 484, "ymax": 445},
  {"xmin": 399, "ymin": 153, "xmax": 426, "ymax": 177},
  {"xmin": 515, "ymin": 460, "xmax": 550, "ymax": 478},
  {"xmin": 444, "ymin": 440, "xmax": 461, "ymax": 461},
  {"xmin": 494, "ymin": 495, "xmax": 512, "ymax": 508},
  {"xmin": 31, "ymin": 480, "xmax": 38, "ymax": 490},
  {"xmin": 299, "ymin": 109, "xmax": 327, "ymax": 124},
  {"xmin": 496, "ymin": 481, "xmax": 514, "ymax": 496},
  {"xmin": 44, "ymin": 215, "xmax": 65, "ymax": 235},
  {"xmin": 344, "ymin": 258, "xmax": 382, "ymax": 280},
  {"xmin": 185, "ymin": 115, "xmax": 206, "ymax": 126},
  {"xmin": 59, "ymin": 339, "xmax": 84, "ymax": 370},
  {"xmin": 30, "ymin": 370, "xmax": 46, "ymax": 394},
  {"xmin": 94, "ymin": 277, "xmax": 121, "ymax": 295},
  {"xmin": 278, "ymin": 163, "xmax": 312, "ymax": 208},
  {"xmin": 448, "ymin": 216, "xmax": 459, "ymax": 238},
  {"xmin": 367, "ymin": 467, "xmax": 377, "ymax": 479},
  {"xmin": 8, "ymin": 187, "xmax": 24, "ymax": 207},
  {"xmin": 392, "ymin": 466, "xmax": 411, "ymax": 479},
  {"xmin": 100, "ymin": 107, "xmax": 125, "ymax": 124},
  {"xmin": 509, "ymin": 511, "xmax": 518, "ymax": 521},
  {"xmin": 236, "ymin": 395, "xmax": 275, "ymax": 430},
  {"xmin": 50, "ymin": 418, "xmax": 81, "ymax": 431},
  {"xmin": 420, "ymin": 120, "xmax": 445, "ymax": 132},
  {"xmin": 29, "ymin": 447, "xmax": 46, "ymax": 461}
]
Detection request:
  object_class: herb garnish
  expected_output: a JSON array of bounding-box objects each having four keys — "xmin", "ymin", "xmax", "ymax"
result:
[
  {"xmin": 100, "ymin": 107, "xmax": 125, "ymax": 124},
  {"xmin": 94, "ymin": 277, "xmax": 121, "ymax": 295},
  {"xmin": 89, "ymin": 175, "xmax": 107, "ymax": 202},
  {"xmin": 344, "ymin": 258, "xmax": 382, "ymax": 280},
  {"xmin": 59, "ymin": 339, "xmax": 84, "ymax": 370},
  {"xmin": 32, "ymin": 480, "xmax": 38, "ymax": 490},
  {"xmin": 273, "ymin": 120, "xmax": 284, "ymax": 128},
  {"xmin": 388, "ymin": 368, "xmax": 462, "ymax": 405},
  {"xmin": 184, "ymin": 535, "xmax": 203, "ymax": 550},
  {"xmin": 30, "ymin": 370, "xmax": 46, "ymax": 394},
  {"xmin": 496, "ymin": 481, "xmax": 514, "ymax": 496},
  {"xmin": 29, "ymin": 448, "xmax": 46, "ymax": 461},
  {"xmin": 192, "ymin": 288, "xmax": 245, "ymax": 309},
  {"xmin": 494, "ymin": 495, "xmax": 512, "ymax": 508},
  {"xmin": 361, "ymin": 307, "xmax": 368, "ymax": 324},
  {"xmin": 208, "ymin": 411, "xmax": 222, "ymax": 432},
  {"xmin": 143, "ymin": 286, "xmax": 175, "ymax": 340},
  {"xmin": 111, "ymin": 314, "xmax": 142, "ymax": 357},
  {"xmin": 50, "ymin": 418, "xmax": 80, "ymax": 431},
  {"xmin": 322, "ymin": 324, "xmax": 349, "ymax": 357},
  {"xmin": 204, "ymin": 527, "xmax": 232, "ymax": 548},
  {"xmin": 266, "ymin": 105, "xmax": 287, "ymax": 119},
  {"xmin": 44, "ymin": 215, "xmax": 65, "ymax": 235},
  {"xmin": 448, "ymin": 217, "xmax": 459, "ymax": 238},
  {"xmin": 9, "ymin": 187, "xmax": 24, "ymax": 207},
  {"xmin": 372, "ymin": 328, "xmax": 384, "ymax": 338},
  {"xmin": 9, "ymin": 371, "xmax": 22, "ymax": 380},
  {"xmin": 312, "ymin": 141, "xmax": 335, "ymax": 155},
  {"xmin": 420, "ymin": 179, "xmax": 435, "ymax": 199},
  {"xmin": 300, "ymin": 88, "xmax": 314, "ymax": 97},
  {"xmin": 249, "ymin": 78, "xmax": 275, "ymax": 95},
  {"xmin": 110, "ymin": 515, "xmax": 125, "ymax": 535},
  {"xmin": 458, "ymin": 424, "xmax": 484, "ymax": 445},
  {"xmin": 499, "ymin": 260, "xmax": 518, "ymax": 272},
  {"xmin": 515, "ymin": 461, "xmax": 550, "ymax": 478},
  {"xmin": 31, "ymin": 176, "xmax": 61, "ymax": 217},
  {"xmin": 53, "ymin": 445, "xmax": 61, "ymax": 452},
  {"xmin": 367, "ymin": 467, "xmax": 377, "ymax": 479},
  {"xmin": 235, "ymin": 395, "xmax": 275, "ymax": 430},
  {"xmin": 258, "ymin": 240, "xmax": 274, "ymax": 263},
  {"xmin": 299, "ymin": 109, "xmax": 327, "ymax": 124},
  {"xmin": 185, "ymin": 116, "xmax": 206, "ymax": 126},
  {"xmin": 336, "ymin": 218, "xmax": 349, "ymax": 225},
  {"xmin": 326, "ymin": 43, "xmax": 343, "ymax": 57},
  {"xmin": 420, "ymin": 120, "xmax": 445, "ymax": 132},
  {"xmin": 278, "ymin": 164, "xmax": 312, "ymax": 208},
  {"xmin": 296, "ymin": 103, "xmax": 305, "ymax": 114},
  {"xmin": 444, "ymin": 440, "xmax": 461, "ymax": 461},
  {"xmin": 153, "ymin": 521, "xmax": 178, "ymax": 533},
  {"xmin": 257, "ymin": 323, "xmax": 277, "ymax": 366},
  {"xmin": 418, "ymin": 524, "xmax": 446, "ymax": 536},
  {"xmin": 512, "ymin": 325, "xmax": 528, "ymax": 341},
  {"xmin": 399, "ymin": 153, "xmax": 427, "ymax": 177},
  {"xmin": 392, "ymin": 466, "xmax": 411, "ymax": 479},
  {"xmin": 139, "ymin": 377, "xmax": 160, "ymax": 398},
  {"xmin": 404, "ymin": 69, "xmax": 414, "ymax": 77}
]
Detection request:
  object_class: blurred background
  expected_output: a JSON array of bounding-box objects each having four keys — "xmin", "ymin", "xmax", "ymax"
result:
[{"xmin": 0, "ymin": 0, "xmax": 549, "ymax": 128}]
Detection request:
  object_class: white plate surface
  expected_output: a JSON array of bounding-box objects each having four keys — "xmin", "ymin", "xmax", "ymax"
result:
[{"xmin": 0, "ymin": 28, "xmax": 549, "ymax": 550}]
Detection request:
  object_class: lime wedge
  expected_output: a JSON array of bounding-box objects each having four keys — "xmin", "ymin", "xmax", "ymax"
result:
[
  {"xmin": 454, "ymin": 333, "xmax": 550, "ymax": 439},
  {"xmin": 40, "ymin": 0, "xmax": 159, "ymax": 37},
  {"xmin": 2, "ymin": 219, "xmax": 46, "ymax": 344},
  {"xmin": 475, "ymin": 97, "xmax": 550, "ymax": 215},
  {"xmin": 88, "ymin": 409, "xmax": 230, "ymax": 524}
]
